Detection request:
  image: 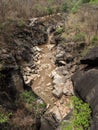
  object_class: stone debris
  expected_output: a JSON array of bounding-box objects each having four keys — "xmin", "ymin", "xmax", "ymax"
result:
[
  {"xmin": 52, "ymin": 87, "xmax": 63, "ymax": 98},
  {"xmin": 63, "ymin": 80, "xmax": 74, "ymax": 96}
]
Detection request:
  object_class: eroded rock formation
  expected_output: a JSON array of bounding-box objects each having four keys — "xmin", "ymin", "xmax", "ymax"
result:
[{"xmin": 72, "ymin": 47, "xmax": 98, "ymax": 130}]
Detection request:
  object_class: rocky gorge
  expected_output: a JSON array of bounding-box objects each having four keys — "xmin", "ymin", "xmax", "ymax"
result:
[{"xmin": 0, "ymin": 6, "xmax": 98, "ymax": 130}]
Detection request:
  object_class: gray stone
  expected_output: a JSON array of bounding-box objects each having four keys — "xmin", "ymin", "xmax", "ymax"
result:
[
  {"xmin": 63, "ymin": 80, "xmax": 73, "ymax": 96},
  {"xmin": 52, "ymin": 87, "xmax": 63, "ymax": 98}
]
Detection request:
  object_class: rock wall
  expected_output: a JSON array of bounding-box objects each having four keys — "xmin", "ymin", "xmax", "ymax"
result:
[
  {"xmin": 0, "ymin": 18, "xmax": 48, "ymax": 129},
  {"xmin": 72, "ymin": 47, "xmax": 98, "ymax": 130}
]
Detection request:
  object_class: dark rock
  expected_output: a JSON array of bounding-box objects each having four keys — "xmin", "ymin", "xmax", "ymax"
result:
[
  {"xmin": 65, "ymin": 54, "xmax": 73, "ymax": 63},
  {"xmin": 0, "ymin": 20, "xmax": 48, "ymax": 125},
  {"xmin": 72, "ymin": 69, "xmax": 98, "ymax": 129},
  {"xmin": 81, "ymin": 47, "xmax": 98, "ymax": 65},
  {"xmin": 35, "ymin": 117, "xmax": 41, "ymax": 130},
  {"xmin": 39, "ymin": 114, "xmax": 59, "ymax": 130},
  {"xmin": 0, "ymin": 66, "xmax": 24, "ymax": 108}
]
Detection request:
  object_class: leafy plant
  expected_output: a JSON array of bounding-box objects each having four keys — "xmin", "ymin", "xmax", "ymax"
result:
[
  {"xmin": 0, "ymin": 112, "xmax": 12, "ymax": 124},
  {"xmin": 56, "ymin": 27, "xmax": 64, "ymax": 34},
  {"xmin": 91, "ymin": 35, "xmax": 98, "ymax": 46},
  {"xmin": 0, "ymin": 113, "xmax": 8, "ymax": 124},
  {"xmin": 72, "ymin": 96, "xmax": 91, "ymax": 129},
  {"xmin": 20, "ymin": 90, "xmax": 36, "ymax": 104},
  {"xmin": 62, "ymin": 96, "xmax": 91, "ymax": 130}
]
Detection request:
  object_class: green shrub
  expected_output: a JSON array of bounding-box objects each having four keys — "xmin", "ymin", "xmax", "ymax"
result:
[
  {"xmin": 46, "ymin": 7, "xmax": 53, "ymax": 15},
  {"xmin": 17, "ymin": 20, "xmax": 26, "ymax": 27},
  {"xmin": 0, "ymin": 113, "xmax": 8, "ymax": 124},
  {"xmin": 73, "ymin": 32, "xmax": 86, "ymax": 42},
  {"xmin": 90, "ymin": 0, "xmax": 98, "ymax": 4},
  {"xmin": 62, "ymin": 96, "xmax": 91, "ymax": 130},
  {"xmin": 0, "ymin": 112, "xmax": 12, "ymax": 124},
  {"xmin": 81, "ymin": 35, "xmax": 98, "ymax": 57},
  {"xmin": 91, "ymin": 35, "xmax": 98, "ymax": 46},
  {"xmin": 61, "ymin": 2, "xmax": 68, "ymax": 12},
  {"xmin": 38, "ymin": 103, "xmax": 46, "ymax": 109},
  {"xmin": 71, "ymin": 0, "xmax": 82, "ymax": 14},
  {"xmin": 72, "ymin": 96, "xmax": 91, "ymax": 129},
  {"xmin": 56, "ymin": 27, "xmax": 64, "ymax": 34},
  {"xmin": 82, "ymin": 0, "xmax": 90, "ymax": 3},
  {"xmin": 20, "ymin": 90, "xmax": 36, "ymax": 104}
]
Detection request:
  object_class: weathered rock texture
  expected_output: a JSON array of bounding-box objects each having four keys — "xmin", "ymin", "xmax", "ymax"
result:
[
  {"xmin": 72, "ymin": 47, "xmax": 98, "ymax": 130},
  {"xmin": 81, "ymin": 47, "xmax": 98, "ymax": 65},
  {"xmin": 0, "ymin": 19, "xmax": 48, "ymax": 129}
]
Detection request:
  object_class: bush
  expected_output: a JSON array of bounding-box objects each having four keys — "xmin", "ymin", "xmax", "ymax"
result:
[
  {"xmin": 62, "ymin": 96, "xmax": 91, "ymax": 130},
  {"xmin": 0, "ymin": 113, "xmax": 8, "ymax": 124},
  {"xmin": 91, "ymin": 35, "xmax": 98, "ymax": 46},
  {"xmin": 56, "ymin": 27, "xmax": 64, "ymax": 34},
  {"xmin": 17, "ymin": 20, "xmax": 26, "ymax": 27},
  {"xmin": 46, "ymin": 7, "xmax": 53, "ymax": 15},
  {"xmin": 73, "ymin": 32, "xmax": 86, "ymax": 42},
  {"xmin": 71, "ymin": 0, "xmax": 82, "ymax": 13},
  {"xmin": 61, "ymin": 2, "xmax": 68, "ymax": 12},
  {"xmin": 0, "ymin": 112, "xmax": 12, "ymax": 124},
  {"xmin": 38, "ymin": 103, "xmax": 46, "ymax": 109},
  {"xmin": 82, "ymin": 0, "xmax": 90, "ymax": 3},
  {"xmin": 20, "ymin": 90, "xmax": 37, "ymax": 104},
  {"xmin": 90, "ymin": 0, "xmax": 98, "ymax": 4}
]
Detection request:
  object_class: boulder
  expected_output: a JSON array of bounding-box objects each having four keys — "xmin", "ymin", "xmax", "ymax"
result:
[
  {"xmin": 81, "ymin": 47, "xmax": 98, "ymax": 65},
  {"xmin": 52, "ymin": 69, "xmax": 66, "ymax": 98},
  {"xmin": 72, "ymin": 69, "xmax": 98, "ymax": 129},
  {"xmin": 52, "ymin": 87, "xmax": 63, "ymax": 98},
  {"xmin": 39, "ymin": 113, "xmax": 59, "ymax": 130},
  {"xmin": 55, "ymin": 46, "xmax": 65, "ymax": 66}
]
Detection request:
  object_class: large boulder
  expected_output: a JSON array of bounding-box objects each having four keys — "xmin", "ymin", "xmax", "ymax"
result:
[
  {"xmin": 81, "ymin": 47, "xmax": 98, "ymax": 65},
  {"xmin": 72, "ymin": 69, "xmax": 98, "ymax": 130},
  {"xmin": 51, "ymin": 68, "xmax": 66, "ymax": 98}
]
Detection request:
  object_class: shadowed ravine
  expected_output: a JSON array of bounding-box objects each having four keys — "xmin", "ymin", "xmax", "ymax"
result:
[{"xmin": 31, "ymin": 41, "xmax": 71, "ymax": 122}]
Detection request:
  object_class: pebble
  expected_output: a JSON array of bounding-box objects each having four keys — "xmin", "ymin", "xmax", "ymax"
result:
[
  {"xmin": 26, "ymin": 66, "xmax": 31, "ymax": 71},
  {"xmin": 46, "ymin": 83, "xmax": 51, "ymax": 86}
]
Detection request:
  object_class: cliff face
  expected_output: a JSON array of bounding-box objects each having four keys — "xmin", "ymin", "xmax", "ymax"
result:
[
  {"xmin": 0, "ymin": 14, "xmax": 66, "ymax": 129},
  {"xmin": 0, "ymin": 19, "xmax": 48, "ymax": 129},
  {"xmin": 72, "ymin": 47, "xmax": 98, "ymax": 130}
]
